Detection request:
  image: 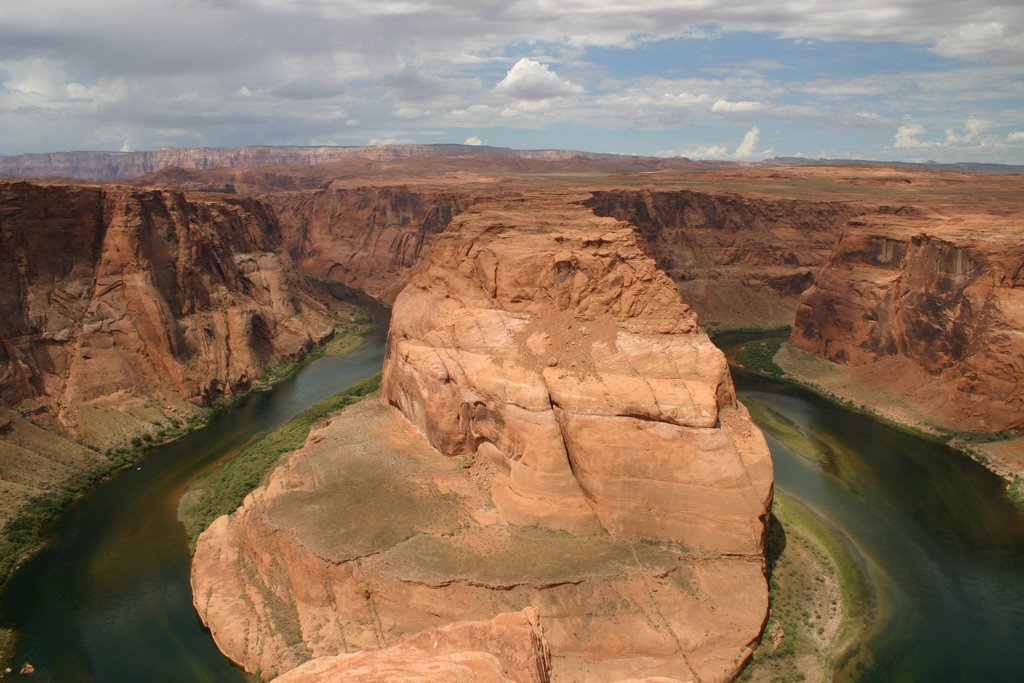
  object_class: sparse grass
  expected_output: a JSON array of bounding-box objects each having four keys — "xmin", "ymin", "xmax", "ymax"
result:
[{"xmin": 184, "ymin": 374, "xmax": 382, "ymax": 546}]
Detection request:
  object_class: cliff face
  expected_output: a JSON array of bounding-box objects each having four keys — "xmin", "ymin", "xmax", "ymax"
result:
[
  {"xmin": 790, "ymin": 210, "xmax": 1024, "ymax": 433},
  {"xmin": 383, "ymin": 195, "xmax": 773, "ymax": 552},
  {"xmin": 193, "ymin": 193, "xmax": 773, "ymax": 682},
  {"xmin": 584, "ymin": 190, "xmax": 863, "ymax": 328},
  {"xmin": 0, "ymin": 180, "xmax": 339, "ymax": 450},
  {"xmin": 268, "ymin": 187, "xmax": 474, "ymax": 302}
]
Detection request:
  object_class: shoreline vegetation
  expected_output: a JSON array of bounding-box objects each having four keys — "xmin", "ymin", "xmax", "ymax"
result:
[
  {"xmin": 740, "ymin": 492, "xmax": 875, "ymax": 682},
  {"xmin": 181, "ymin": 374, "xmax": 381, "ymax": 546},
  {"xmin": 0, "ymin": 314, "xmax": 375, "ymax": 587},
  {"xmin": 712, "ymin": 328, "xmax": 874, "ymax": 681},
  {"xmin": 726, "ymin": 331, "xmax": 1024, "ymax": 507}
]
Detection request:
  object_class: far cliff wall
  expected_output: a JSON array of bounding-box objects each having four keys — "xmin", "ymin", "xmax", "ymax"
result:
[
  {"xmin": 584, "ymin": 189, "xmax": 864, "ymax": 328},
  {"xmin": 267, "ymin": 187, "xmax": 476, "ymax": 302},
  {"xmin": 790, "ymin": 211, "xmax": 1024, "ymax": 433},
  {"xmin": 0, "ymin": 180, "xmax": 339, "ymax": 448}
]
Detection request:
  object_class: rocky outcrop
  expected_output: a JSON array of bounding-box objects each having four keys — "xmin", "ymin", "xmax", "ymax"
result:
[
  {"xmin": 0, "ymin": 180, "xmax": 341, "ymax": 451},
  {"xmin": 268, "ymin": 187, "xmax": 475, "ymax": 302},
  {"xmin": 274, "ymin": 609, "xmax": 551, "ymax": 683},
  {"xmin": 790, "ymin": 209, "xmax": 1024, "ymax": 433},
  {"xmin": 193, "ymin": 193, "xmax": 773, "ymax": 681},
  {"xmin": 584, "ymin": 190, "xmax": 863, "ymax": 329},
  {"xmin": 383, "ymin": 195, "xmax": 773, "ymax": 552}
]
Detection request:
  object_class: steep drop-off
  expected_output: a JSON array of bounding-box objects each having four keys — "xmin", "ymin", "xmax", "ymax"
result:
[
  {"xmin": 267, "ymin": 187, "xmax": 476, "ymax": 302},
  {"xmin": 788, "ymin": 209, "xmax": 1024, "ymax": 435},
  {"xmin": 193, "ymin": 193, "xmax": 773, "ymax": 681},
  {"xmin": 0, "ymin": 180, "xmax": 344, "ymax": 523},
  {"xmin": 584, "ymin": 190, "xmax": 864, "ymax": 329}
]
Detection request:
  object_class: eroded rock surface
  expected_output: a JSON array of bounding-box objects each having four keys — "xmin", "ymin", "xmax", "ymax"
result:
[
  {"xmin": 0, "ymin": 180, "xmax": 345, "ymax": 522},
  {"xmin": 790, "ymin": 209, "xmax": 1024, "ymax": 433},
  {"xmin": 268, "ymin": 187, "xmax": 475, "ymax": 302},
  {"xmin": 584, "ymin": 190, "xmax": 863, "ymax": 329},
  {"xmin": 193, "ymin": 194, "xmax": 773, "ymax": 681}
]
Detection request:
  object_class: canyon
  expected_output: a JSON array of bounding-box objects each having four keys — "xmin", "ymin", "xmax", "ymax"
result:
[
  {"xmin": 191, "ymin": 193, "xmax": 774, "ymax": 681},
  {"xmin": 0, "ymin": 180, "xmax": 353, "ymax": 525},
  {"xmin": 1, "ymin": 149, "xmax": 1022, "ymax": 681}
]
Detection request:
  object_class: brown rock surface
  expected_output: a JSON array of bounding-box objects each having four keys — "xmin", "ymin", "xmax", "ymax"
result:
[
  {"xmin": 584, "ymin": 190, "xmax": 863, "ymax": 329},
  {"xmin": 274, "ymin": 609, "xmax": 551, "ymax": 683},
  {"xmin": 383, "ymin": 195, "xmax": 774, "ymax": 552},
  {"xmin": 193, "ymin": 193, "xmax": 773, "ymax": 681},
  {"xmin": 268, "ymin": 187, "xmax": 476, "ymax": 302},
  {"xmin": 789, "ymin": 208, "xmax": 1024, "ymax": 434},
  {"xmin": 0, "ymin": 180, "xmax": 346, "ymax": 523}
]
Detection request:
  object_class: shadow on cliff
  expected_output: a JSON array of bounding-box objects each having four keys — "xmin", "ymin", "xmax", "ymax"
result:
[{"xmin": 764, "ymin": 512, "xmax": 788, "ymax": 580}]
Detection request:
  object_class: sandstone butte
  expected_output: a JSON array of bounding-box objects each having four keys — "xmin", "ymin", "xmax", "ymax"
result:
[
  {"xmin": 191, "ymin": 192, "xmax": 775, "ymax": 682},
  {"xmin": 0, "ymin": 179, "xmax": 348, "ymax": 525}
]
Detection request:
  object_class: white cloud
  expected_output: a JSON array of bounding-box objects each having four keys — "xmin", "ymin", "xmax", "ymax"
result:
[
  {"xmin": 734, "ymin": 126, "xmax": 761, "ymax": 158},
  {"xmin": 894, "ymin": 120, "xmax": 934, "ymax": 148},
  {"xmin": 712, "ymin": 99, "xmax": 764, "ymax": 112},
  {"xmin": 493, "ymin": 58, "xmax": 584, "ymax": 101},
  {"xmin": 1008, "ymin": 131, "xmax": 1024, "ymax": 143},
  {"xmin": 829, "ymin": 111, "xmax": 896, "ymax": 128},
  {"xmin": 464, "ymin": 135, "xmax": 484, "ymax": 145}
]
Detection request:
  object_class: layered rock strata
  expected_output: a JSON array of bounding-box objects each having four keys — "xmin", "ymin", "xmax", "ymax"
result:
[
  {"xmin": 0, "ymin": 180, "xmax": 343, "ymax": 499},
  {"xmin": 584, "ymin": 190, "xmax": 864, "ymax": 329},
  {"xmin": 193, "ymin": 194, "xmax": 773, "ymax": 681},
  {"xmin": 268, "ymin": 187, "xmax": 475, "ymax": 302},
  {"xmin": 789, "ymin": 209, "xmax": 1024, "ymax": 434}
]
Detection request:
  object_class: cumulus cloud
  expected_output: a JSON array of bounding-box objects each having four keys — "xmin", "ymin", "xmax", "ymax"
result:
[
  {"xmin": 0, "ymin": 0, "xmax": 1021, "ymax": 162},
  {"xmin": 894, "ymin": 120, "xmax": 933, "ymax": 148},
  {"xmin": 464, "ymin": 135, "xmax": 484, "ymax": 145},
  {"xmin": 1008, "ymin": 131, "xmax": 1024, "ymax": 143},
  {"xmin": 734, "ymin": 126, "xmax": 761, "ymax": 158},
  {"xmin": 493, "ymin": 58, "xmax": 584, "ymax": 100},
  {"xmin": 660, "ymin": 126, "xmax": 771, "ymax": 160}
]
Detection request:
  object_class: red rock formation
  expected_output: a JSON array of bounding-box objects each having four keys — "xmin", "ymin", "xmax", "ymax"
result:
[
  {"xmin": 193, "ymin": 192, "xmax": 773, "ymax": 682},
  {"xmin": 584, "ymin": 190, "xmax": 863, "ymax": 328},
  {"xmin": 0, "ymin": 180, "xmax": 339, "ymax": 450},
  {"xmin": 274, "ymin": 609, "xmax": 551, "ymax": 683},
  {"xmin": 268, "ymin": 187, "xmax": 475, "ymax": 302},
  {"xmin": 790, "ymin": 209, "xmax": 1024, "ymax": 433},
  {"xmin": 383, "ymin": 195, "xmax": 774, "ymax": 552}
]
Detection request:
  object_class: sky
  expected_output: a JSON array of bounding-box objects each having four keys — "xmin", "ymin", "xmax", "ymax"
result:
[{"xmin": 1, "ymin": 1, "xmax": 1023, "ymax": 163}]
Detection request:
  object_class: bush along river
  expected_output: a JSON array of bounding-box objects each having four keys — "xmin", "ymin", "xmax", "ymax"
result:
[
  {"xmin": 0, "ymin": 300, "xmax": 388, "ymax": 682},
  {"xmin": 722, "ymin": 335, "xmax": 1024, "ymax": 682}
]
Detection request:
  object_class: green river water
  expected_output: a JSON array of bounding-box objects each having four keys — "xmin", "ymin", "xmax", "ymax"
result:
[{"xmin": 1, "ymin": 331, "xmax": 1023, "ymax": 681}]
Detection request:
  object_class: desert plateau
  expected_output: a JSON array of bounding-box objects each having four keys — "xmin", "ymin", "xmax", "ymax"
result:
[
  {"xmin": 7, "ymin": 0, "xmax": 1024, "ymax": 679},
  {"xmin": 0, "ymin": 143, "xmax": 1020, "ymax": 683}
]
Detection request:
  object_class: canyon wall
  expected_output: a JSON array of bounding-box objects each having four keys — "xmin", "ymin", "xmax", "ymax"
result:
[
  {"xmin": 267, "ymin": 187, "xmax": 475, "ymax": 302},
  {"xmin": 193, "ymin": 192, "xmax": 773, "ymax": 681},
  {"xmin": 0, "ymin": 144, "xmax": 688, "ymax": 181},
  {"xmin": 789, "ymin": 210, "xmax": 1024, "ymax": 433},
  {"xmin": 585, "ymin": 190, "xmax": 863, "ymax": 329},
  {"xmin": 0, "ymin": 180, "xmax": 344, "ymax": 521}
]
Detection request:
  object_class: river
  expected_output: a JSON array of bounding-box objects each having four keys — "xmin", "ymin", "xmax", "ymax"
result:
[
  {"xmin": 2, "ymin": 329, "xmax": 1023, "ymax": 681},
  {"xmin": 0, "ymin": 319, "xmax": 386, "ymax": 682},
  {"xmin": 730, "ymin": 360, "xmax": 1024, "ymax": 681}
]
